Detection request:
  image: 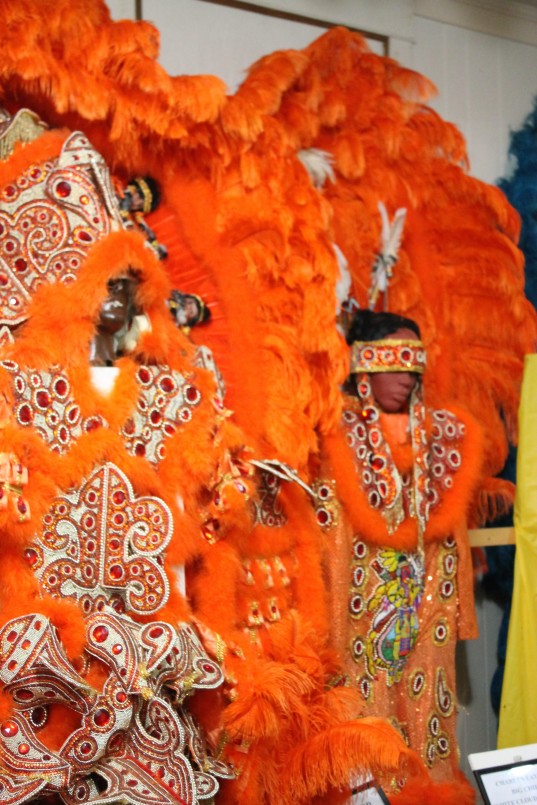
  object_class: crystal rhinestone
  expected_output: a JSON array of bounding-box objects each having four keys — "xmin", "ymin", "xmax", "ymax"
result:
[
  {"xmin": 92, "ymin": 625, "xmax": 109, "ymax": 643},
  {"xmin": 1, "ymin": 720, "xmax": 19, "ymax": 737},
  {"xmin": 56, "ymin": 181, "xmax": 71, "ymax": 198}
]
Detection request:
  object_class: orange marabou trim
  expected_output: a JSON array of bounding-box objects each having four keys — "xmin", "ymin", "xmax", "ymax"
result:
[
  {"xmin": 322, "ymin": 402, "xmax": 483, "ymax": 550},
  {"xmin": 0, "ymin": 129, "xmax": 68, "ymax": 188}
]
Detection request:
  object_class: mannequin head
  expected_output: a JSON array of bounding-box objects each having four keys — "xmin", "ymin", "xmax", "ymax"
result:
[
  {"xmin": 347, "ymin": 310, "xmax": 423, "ymax": 413},
  {"xmin": 90, "ymin": 274, "xmax": 138, "ymax": 366},
  {"xmin": 168, "ymin": 291, "xmax": 211, "ymax": 329}
]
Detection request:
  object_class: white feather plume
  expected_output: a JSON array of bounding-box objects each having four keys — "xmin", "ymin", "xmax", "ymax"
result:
[{"xmin": 297, "ymin": 148, "xmax": 335, "ymax": 189}]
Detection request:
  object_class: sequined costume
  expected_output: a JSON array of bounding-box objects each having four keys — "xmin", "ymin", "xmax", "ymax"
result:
[{"xmin": 322, "ymin": 368, "xmax": 483, "ymax": 803}]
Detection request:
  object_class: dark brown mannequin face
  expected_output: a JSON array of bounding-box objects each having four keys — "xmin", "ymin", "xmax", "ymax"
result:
[
  {"xmin": 98, "ymin": 278, "xmax": 135, "ymax": 335},
  {"xmin": 367, "ymin": 327, "xmax": 420, "ymax": 413}
]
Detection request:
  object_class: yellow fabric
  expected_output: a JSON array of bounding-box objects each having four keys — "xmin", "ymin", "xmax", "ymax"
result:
[{"xmin": 498, "ymin": 354, "xmax": 537, "ymax": 748}]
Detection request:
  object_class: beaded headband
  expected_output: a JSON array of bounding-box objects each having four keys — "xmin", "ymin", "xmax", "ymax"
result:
[
  {"xmin": 350, "ymin": 338, "xmax": 426, "ymax": 374},
  {"xmin": 129, "ymin": 177, "xmax": 154, "ymax": 214}
]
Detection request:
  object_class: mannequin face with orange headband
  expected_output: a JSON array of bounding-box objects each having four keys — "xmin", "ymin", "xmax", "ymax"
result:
[
  {"xmin": 368, "ymin": 327, "xmax": 420, "ymax": 413},
  {"xmin": 347, "ymin": 310, "xmax": 424, "ymax": 414}
]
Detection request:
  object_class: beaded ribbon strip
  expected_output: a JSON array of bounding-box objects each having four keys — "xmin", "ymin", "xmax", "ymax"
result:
[{"xmin": 350, "ymin": 339, "xmax": 426, "ymax": 375}]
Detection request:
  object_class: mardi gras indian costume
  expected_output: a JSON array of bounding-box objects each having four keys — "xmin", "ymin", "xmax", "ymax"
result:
[
  {"xmin": 320, "ymin": 313, "xmax": 483, "ymax": 804},
  {"xmin": 0, "ymin": 112, "xmax": 258, "ymax": 805}
]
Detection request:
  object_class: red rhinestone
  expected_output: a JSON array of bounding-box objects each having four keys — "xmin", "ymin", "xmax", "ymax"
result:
[
  {"xmin": 24, "ymin": 548, "xmax": 37, "ymax": 566},
  {"xmin": 77, "ymin": 230, "xmax": 92, "ymax": 242},
  {"xmin": 0, "ymin": 273, "xmax": 8, "ymax": 286},
  {"xmin": 36, "ymin": 390, "xmax": 50, "ymax": 408},
  {"xmin": 92, "ymin": 625, "xmax": 109, "ymax": 643},
  {"xmin": 18, "ymin": 743, "xmax": 30, "ymax": 755},
  {"xmin": 7, "ymin": 660, "xmax": 17, "ymax": 671},
  {"xmin": 94, "ymin": 708, "xmax": 110, "ymax": 727},
  {"xmin": 67, "ymin": 406, "xmax": 79, "ymax": 423},
  {"xmin": 56, "ymin": 181, "xmax": 71, "ymax": 198},
  {"xmin": 54, "ymin": 378, "xmax": 67, "ymax": 396},
  {"xmin": 150, "ymin": 410, "xmax": 161, "ymax": 425},
  {"xmin": 18, "ymin": 404, "xmax": 33, "ymax": 424},
  {"xmin": 115, "ymin": 691, "xmax": 127, "ymax": 703},
  {"xmin": 149, "ymin": 626, "xmax": 163, "ymax": 639},
  {"xmin": 109, "ymin": 538, "xmax": 120, "ymax": 550},
  {"xmin": 160, "ymin": 376, "xmax": 174, "ymax": 392},
  {"xmin": 108, "ymin": 732, "xmax": 124, "ymax": 751},
  {"xmin": 31, "ymin": 706, "xmax": 46, "ymax": 724},
  {"xmin": 1, "ymin": 720, "xmax": 18, "ymax": 738},
  {"xmin": 109, "ymin": 564, "xmax": 123, "ymax": 580},
  {"xmin": 370, "ymin": 456, "xmax": 384, "ymax": 472},
  {"xmin": 164, "ymin": 423, "xmax": 176, "ymax": 436},
  {"xmin": 85, "ymin": 417, "xmax": 101, "ymax": 431},
  {"xmin": 21, "ymin": 639, "xmax": 30, "ymax": 650},
  {"xmin": 4, "ymin": 185, "xmax": 16, "ymax": 198},
  {"xmin": 123, "ymin": 418, "xmax": 135, "ymax": 435},
  {"xmin": 14, "ymin": 258, "xmax": 27, "ymax": 273},
  {"xmin": 317, "ymin": 509, "xmax": 329, "ymax": 525},
  {"xmin": 79, "ymin": 741, "xmax": 92, "ymax": 755},
  {"xmin": 138, "ymin": 367, "xmax": 151, "ymax": 383},
  {"xmin": 17, "ymin": 689, "xmax": 33, "ymax": 701},
  {"xmin": 17, "ymin": 498, "xmax": 27, "ymax": 515},
  {"xmin": 112, "ymin": 644, "xmax": 123, "ymax": 655},
  {"xmin": 185, "ymin": 385, "xmax": 198, "ymax": 402},
  {"xmin": 6, "ymin": 629, "xmax": 17, "ymax": 642},
  {"xmin": 135, "ymin": 443, "xmax": 146, "ymax": 457},
  {"xmin": 112, "ymin": 490, "xmax": 125, "ymax": 505},
  {"xmin": 202, "ymin": 662, "xmax": 214, "ymax": 673}
]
